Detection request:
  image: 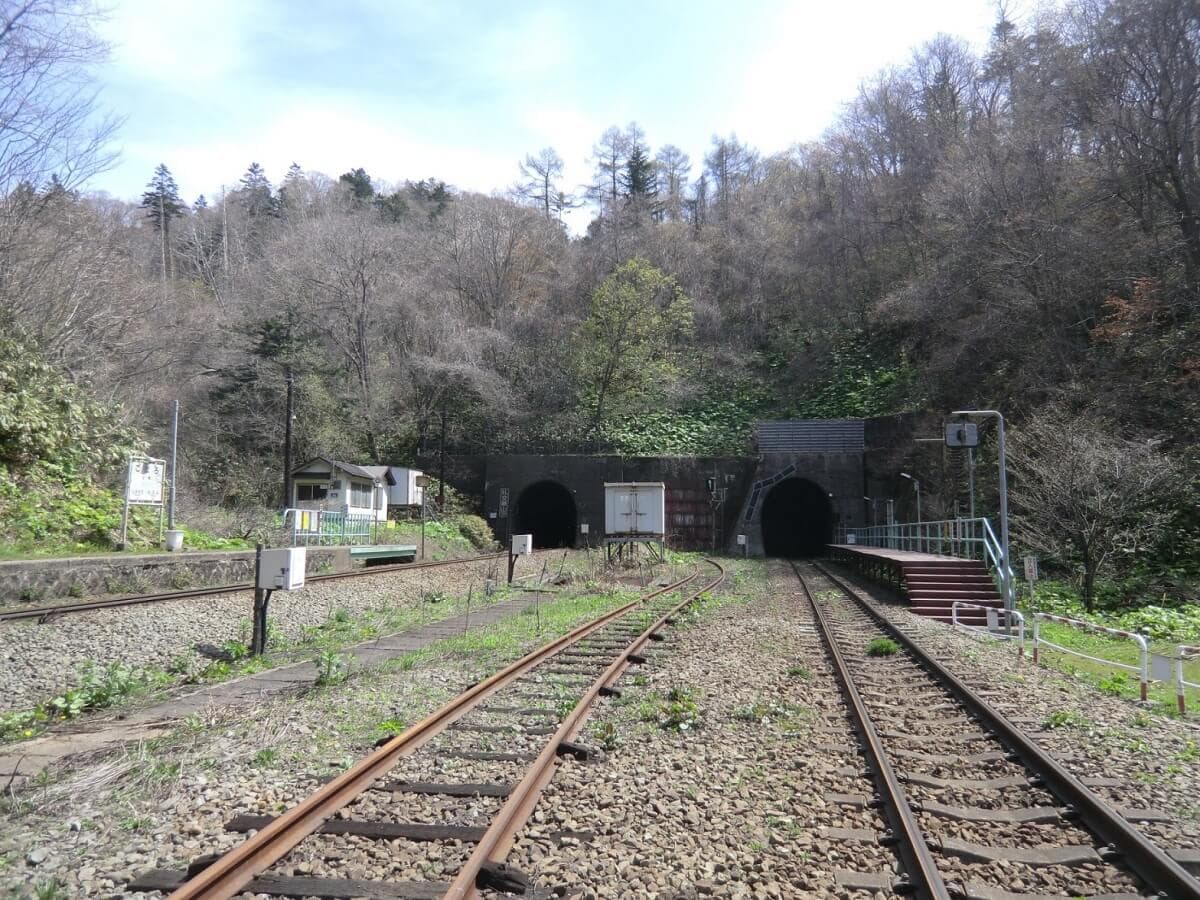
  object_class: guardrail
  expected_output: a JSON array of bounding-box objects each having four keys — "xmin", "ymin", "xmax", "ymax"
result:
[
  {"xmin": 284, "ymin": 508, "xmax": 379, "ymax": 546},
  {"xmin": 951, "ymin": 602, "xmax": 1025, "ymax": 658},
  {"xmin": 838, "ymin": 517, "xmax": 1016, "ymax": 607},
  {"xmin": 1032, "ymin": 612, "xmax": 1150, "ymax": 702},
  {"xmin": 1176, "ymin": 645, "xmax": 1200, "ymax": 714}
]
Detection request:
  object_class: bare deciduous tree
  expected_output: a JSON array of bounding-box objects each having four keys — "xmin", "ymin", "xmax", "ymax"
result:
[
  {"xmin": 1009, "ymin": 409, "xmax": 1180, "ymax": 609},
  {"xmin": 0, "ymin": 0, "xmax": 118, "ymax": 194}
]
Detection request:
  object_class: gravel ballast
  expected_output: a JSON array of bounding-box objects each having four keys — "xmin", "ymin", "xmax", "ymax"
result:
[
  {"xmin": 0, "ymin": 558, "xmax": 1196, "ymax": 899},
  {"xmin": 0, "ymin": 555, "xmax": 505, "ymax": 714}
]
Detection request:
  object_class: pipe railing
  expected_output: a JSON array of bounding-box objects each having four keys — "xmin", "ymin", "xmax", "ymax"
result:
[
  {"xmin": 838, "ymin": 517, "xmax": 1016, "ymax": 607},
  {"xmin": 1033, "ymin": 612, "xmax": 1151, "ymax": 702},
  {"xmin": 1176, "ymin": 645, "xmax": 1200, "ymax": 715},
  {"xmin": 951, "ymin": 602, "xmax": 1025, "ymax": 658}
]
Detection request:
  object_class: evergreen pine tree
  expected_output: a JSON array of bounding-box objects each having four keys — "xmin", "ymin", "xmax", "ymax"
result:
[
  {"xmin": 621, "ymin": 143, "xmax": 658, "ymax": 201},
  {"xmin": 140, "ymin": 163, "xmax": 185, "ymax": 283},
  {"xmin": 141, "ymin": 163, "xmax": 185, "ymax": 230},
  {"xmin": 240, "ymin": 162, "xmax": 276, "ymax": 218},
  {"xmin": 339, "ymin": 167, "xmax": 375, "ymax": 201}
]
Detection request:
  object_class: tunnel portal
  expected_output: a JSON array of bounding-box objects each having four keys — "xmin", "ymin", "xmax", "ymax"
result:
[
  {"xmin": 513, "ymin": 480, "xmax": 577, "ymax": 548},
  {"xmin": 761, "ymin": 477, "xmax": 834, "ymax": 557}
]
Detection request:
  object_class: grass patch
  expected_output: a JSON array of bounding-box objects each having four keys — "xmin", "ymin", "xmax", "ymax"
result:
[
  {"xmin": 636, "ymin": 685, "xmax": 702, "ymax": 732},
  {"xmin": 1043, "ymin": 709, "xmax": 1091, "ymax": 729},
  {"xmin": 865, "ymin": 637, "xmax": 900, "ymax": 657},
  {"xmin": 1032, "ymin": 619, "xmax": 1200, "ymax": 713},
  {"xmin": 0, "ymin": 661, "xmax": 171, "ymax": 742}
]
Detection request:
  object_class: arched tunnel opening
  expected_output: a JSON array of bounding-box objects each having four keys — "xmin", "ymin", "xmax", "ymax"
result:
[
  {"xmin": 761, "ymin": 477, "xmax": 834, "ymax": 557},
  {"xmin": 513, "ymin": 481, "xmax": 577, "ymax": 549}
]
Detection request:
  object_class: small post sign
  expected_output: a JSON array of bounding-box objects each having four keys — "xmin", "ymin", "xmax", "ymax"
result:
[
  {"xmin": 1023, "ymin": 555, "xmax": 1038, "ymax": 606},
  {"xmin": 945, "ymin": 421, "xmax": 980, "ymax": 448},
  {"xmin": 120, "ymin": 455, "xmax": 166, "ymax": 549}
]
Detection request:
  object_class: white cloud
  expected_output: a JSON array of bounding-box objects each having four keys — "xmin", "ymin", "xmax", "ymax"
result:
[
  {"xmin": 731, "ymin": 0, "xmax": 998, "ymax": 153},
  {"xmin": 123, "ymin": 98, "xmax": 519, "ymax": 202},
  {"xmin": 97, "ymin": 0, "xmax": 257, "ymax": 90}
]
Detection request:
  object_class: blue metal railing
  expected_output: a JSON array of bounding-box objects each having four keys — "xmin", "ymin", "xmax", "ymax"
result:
[{"xmin": 837, "ymin": 517, "xmax": 1015, "ymax": 607}]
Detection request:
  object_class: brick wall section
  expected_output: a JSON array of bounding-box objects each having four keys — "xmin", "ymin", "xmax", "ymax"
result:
[{"xmin": 0, "ymin": 547, "xmax": 350, "ymax": 606}]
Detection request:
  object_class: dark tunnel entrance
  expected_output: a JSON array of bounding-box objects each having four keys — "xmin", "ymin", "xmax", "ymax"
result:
[
  {"xmin": 513, "ymin": 481, "xmax": 577, "ymax": 549},
  {"xmin": 761, "ymin": 478, "xmax": 834, "ymax": 557}
]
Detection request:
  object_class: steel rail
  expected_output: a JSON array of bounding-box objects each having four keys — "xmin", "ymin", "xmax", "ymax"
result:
[
  {"xmin": 791, "ymin": 561, "xmax": 950, "ymax": 900},
  {"xmin": 165, "ymin": 570, "xmax": 698, "ymax": 900},
  {"xmin": 815, "ymin": 561, "xmax": 1200, "ymax": 900},
  {"xmin": 444, "ymin": 559, "xmax": 726, "ymax": 899},
  {"xmin": 0, "ymin": 552, "xmax": 507, "ymax": 623}
]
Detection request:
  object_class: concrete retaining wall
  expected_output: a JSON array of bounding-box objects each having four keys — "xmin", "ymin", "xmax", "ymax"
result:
[{"xmin": 0, "ymin": 547, "xmax": 350, "ymax": 606}]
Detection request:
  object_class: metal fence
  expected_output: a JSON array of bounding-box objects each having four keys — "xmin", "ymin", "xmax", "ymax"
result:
[
  {"xmin": 1175, "ymin": 645, "xmax": 1200, "ymax": 714},
  {"xmin": 951, "ymin": 602, "xmax": 1025, "ymax": 657},
  {"xmin": 836, "ymin": 517, "xmax": 1016, "ymax": 607},
  {"xmin": 1033, "ymin": 612, "xmax": 1151, "ymax": 702},
  {"xmin": 284, "ymin": 508, "xmax": 379, "ymax": 546}
]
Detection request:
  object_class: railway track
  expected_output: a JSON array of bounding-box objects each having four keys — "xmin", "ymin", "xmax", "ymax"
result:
[
  {"xmin": 792, "ymin": 559, "xmax": 1200, "ymax": 900},
  {"xmin": 0, "ymin": 552, "xmax": 507, "ymax": 624},
  {"xmin": 127, "ymin": 559, "xmax": 725, "ymax": 899}
]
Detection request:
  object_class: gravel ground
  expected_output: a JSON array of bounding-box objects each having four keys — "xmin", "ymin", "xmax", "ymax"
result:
[
  {"xmin": 826, "ymin": 564, "xmax": 1200, "ymax": 872},
  {"xmin": 0, "ymin": 554, "xmax": 512, "ymax": 714},
  {"xmin": 0, "ymin": 558, "xmax": 678, "ymax": 898},
  {"xmin": 1, "ymin": 557, "xmax": 1195, "ymax": 899},
  {"xmin": 508, "ymin": 560, "xmax": 902, "ymax": 898}
]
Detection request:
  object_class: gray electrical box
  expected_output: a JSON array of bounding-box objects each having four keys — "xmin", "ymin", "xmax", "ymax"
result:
[
  {"xmin": 257, "ymin": 547, "xmax": 306, "ymax": 591},
  {"xmin": 945, "ymin": 422, "xmax": 979, "ymax": 447}
]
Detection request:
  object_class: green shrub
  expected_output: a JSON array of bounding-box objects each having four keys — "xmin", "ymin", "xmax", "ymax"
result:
[
  {"xmin": 865, "ymin": 637, "xmax": 900, "ymax": 657},
  {"xmin": 455, "ymin": 515, "xmax": 496, "ymax": 550}
]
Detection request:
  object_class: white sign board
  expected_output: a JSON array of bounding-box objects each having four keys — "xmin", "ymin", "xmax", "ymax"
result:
[
  {"xmin": 579, "ymin": 523, "xmax": 589, "ymax": 534},
  {"xmin": 126, "ymin": 457, "xmax": 165, "ymax": 505},
  {"xmin": 736, "ymin": 534, "xmax": 746, "ymax": 546},
  {"xmin": 511, "ymin": 534, "xmax": 533, "ymax": 556},
  {"xmin": 1023, "ymin": 556, "xmax": 1038, "ymax": 582}
]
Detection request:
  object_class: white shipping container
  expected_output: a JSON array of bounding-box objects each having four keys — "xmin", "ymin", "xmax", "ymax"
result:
[
  {"xmin": 604, "ymin": 482, "xmax": 666, "ymax": 537},
  {"xmin": 386, "ymin": 467, "xmax": 425, "ymax": 506}
]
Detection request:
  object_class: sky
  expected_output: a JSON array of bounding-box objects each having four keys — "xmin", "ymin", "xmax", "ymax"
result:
[{"xmin": 90, "ymin": 0, "xmax": 1003, "ymax": 233}]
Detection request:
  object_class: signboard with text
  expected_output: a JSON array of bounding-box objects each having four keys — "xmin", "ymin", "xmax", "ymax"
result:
[{"xmin": 126, "ymin": 457, "xmax": 165, "ymax": 505}]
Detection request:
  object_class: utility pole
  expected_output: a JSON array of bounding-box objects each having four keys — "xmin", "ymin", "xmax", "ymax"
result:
[
  {"xmin": 967, "ymin": 446, "xmax": 976, "ymax": 519},
  {"xmin": 952, "ymin": 410, "xmax": 1011, "ymax": 609},
  {"xmin": 283, "ymin": 368, "xmax": 295, "ymax": 509},
  {"xmin": 167, "ymin": 400, "xmax": 179, "ymax": 529}
]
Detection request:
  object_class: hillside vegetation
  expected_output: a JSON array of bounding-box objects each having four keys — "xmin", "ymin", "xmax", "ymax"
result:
[{"xmin": 0, "ymin": 0, "xmax": 1196, "ymax": 603}]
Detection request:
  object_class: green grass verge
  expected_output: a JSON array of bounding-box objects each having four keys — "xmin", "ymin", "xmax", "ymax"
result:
[{"xmin": 1033, "ymin": 619, "xmax": 1200, "ymax": 714}]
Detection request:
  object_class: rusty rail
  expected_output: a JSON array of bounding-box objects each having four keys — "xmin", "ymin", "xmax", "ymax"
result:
[
  {"xmin": 792, "ymin": 561, "xmax": 950, "ymax": 900},
  {"xmin": 165, "ymin": 569, "xmax": 699, "ymax": 899},
  {"xmin": 0, "ymin": 552, "xmax": 507, "ymax": 623},
  {"xmin": 444, "ymin": 559, "xmax": 725, "ymax": 899},
  {"xmin": 816, "ymin": 561, "xmax": 1200, "ymax": 900}
]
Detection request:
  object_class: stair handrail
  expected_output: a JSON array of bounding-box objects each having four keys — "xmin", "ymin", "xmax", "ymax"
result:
[
  {"xmin": 840, "ymin": 517, "xmax": 1015, "ymax": 608},
  {"xmin": 980, "ymin": 517, "xmax": 1016, "ymax": 607}
]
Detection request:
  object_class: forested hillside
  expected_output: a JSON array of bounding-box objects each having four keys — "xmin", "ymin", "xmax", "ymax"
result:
[{"xmin": 0, "ymin": 0, "xmax": 1197, "ymax": 582}]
